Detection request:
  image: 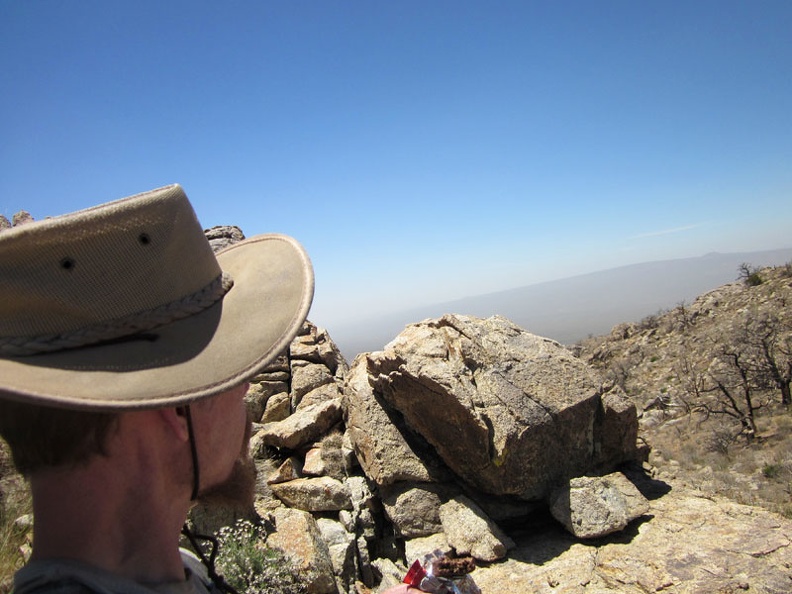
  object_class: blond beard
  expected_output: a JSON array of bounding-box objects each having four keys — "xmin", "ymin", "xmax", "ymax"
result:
[{"xmin": 197, "ymin": 416, "xmax": 256, "ymax": 509}]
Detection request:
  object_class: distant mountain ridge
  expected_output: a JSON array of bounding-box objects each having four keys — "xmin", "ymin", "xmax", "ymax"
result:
[{"xmin": 329, "ymin": 248, "xmax": 792, "ymax": 359}]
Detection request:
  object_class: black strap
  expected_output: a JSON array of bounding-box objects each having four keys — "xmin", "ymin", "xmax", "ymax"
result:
[
  {"xmin": 181, "ymin": 405, "xmax": 200, "ymax": 501},
  {"xmin": 181, "ymin": 525, "xmax": 240, "ymax": 594}
]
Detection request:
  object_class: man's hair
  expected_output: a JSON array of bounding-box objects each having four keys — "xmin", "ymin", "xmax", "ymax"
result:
[{"xmin": 0, "ymin": 396, "xmax": 119, "ymax": 476}]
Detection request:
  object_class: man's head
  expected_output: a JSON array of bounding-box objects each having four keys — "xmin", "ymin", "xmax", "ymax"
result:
[{"xmin": 0, "ymin": 185, "xmax": 313, "ymax": 491}]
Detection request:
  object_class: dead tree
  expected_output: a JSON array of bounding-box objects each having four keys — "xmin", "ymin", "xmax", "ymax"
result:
[
  {"xmin": 679, "ymin": 319, "xmax": 776, "ymax": 440},
  {"xmin": 704, "ymin": 348, "xmax": 761, "ymax": 437},
  {"xmin": 747, "ymin": 310, "xmax": 792, "ymax": 406}
]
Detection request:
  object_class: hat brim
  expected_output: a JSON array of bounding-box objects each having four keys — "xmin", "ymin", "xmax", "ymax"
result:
[{"xmin": 0, "ymin": 234, "xmax": 314, "ymax": 410}]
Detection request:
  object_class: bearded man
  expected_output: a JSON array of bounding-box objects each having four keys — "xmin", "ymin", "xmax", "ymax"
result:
[{"xmin": 0, "ymin": 185, "xmax": 315, "ymax": 594}]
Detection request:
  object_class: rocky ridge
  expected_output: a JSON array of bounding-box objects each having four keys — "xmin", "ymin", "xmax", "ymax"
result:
[
  {"xmin": 192, "ymin": 228, "xmax": 792, "ymax": 594},
  {"xmin": 577, "ymin": 263, "xmax": 792, "ymax": 517},
  {"xmin": 578, "ymin": 263, "xmax": 792, "ymax": 424},
  {"xmin": 216, "ymin": 315, "xmax": 790, "ymax": 594}
]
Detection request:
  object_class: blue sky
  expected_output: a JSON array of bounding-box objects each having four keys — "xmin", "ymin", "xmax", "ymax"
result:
[{"xmin": 2, "ymin": 1, "xmax": 791, "ymax": 331}]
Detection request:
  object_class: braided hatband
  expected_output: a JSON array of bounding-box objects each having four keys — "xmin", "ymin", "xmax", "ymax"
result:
[{"xmin": 0, "ymin": 273, "xmax": 234, "ymax": 357}]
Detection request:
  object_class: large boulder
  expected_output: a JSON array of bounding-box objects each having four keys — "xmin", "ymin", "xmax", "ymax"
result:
[{"xmin": 356, "ymin": 314, "xmax": 638, "ymax": 501}]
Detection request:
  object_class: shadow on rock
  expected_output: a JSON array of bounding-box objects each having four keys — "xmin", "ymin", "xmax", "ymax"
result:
[{"xmin": 621, "ymin": 463, "xmax": 673, "ymax": 501}]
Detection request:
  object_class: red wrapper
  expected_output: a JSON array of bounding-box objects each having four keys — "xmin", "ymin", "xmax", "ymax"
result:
[
  {"xmin": 403, "ymin": 559, "xmax": 427, "ymax": 587},
  {"xmin": 401, "ymin": 554, "xmax": 481, "ymax": 594}
]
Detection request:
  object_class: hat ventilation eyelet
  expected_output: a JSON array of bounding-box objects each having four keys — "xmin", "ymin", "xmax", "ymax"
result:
[
  {"xmin": 138, "ymin": 233, "xmax": 151, "ymax": 245},
  {"xmin": 60, "ymin": 257, "xmax": 76, "ymax": 271}
]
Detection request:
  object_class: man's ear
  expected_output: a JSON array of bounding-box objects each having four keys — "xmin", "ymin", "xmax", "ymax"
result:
[{"xmin": 158, "ymin": 407, "xmax": 191, "ymax": 442}]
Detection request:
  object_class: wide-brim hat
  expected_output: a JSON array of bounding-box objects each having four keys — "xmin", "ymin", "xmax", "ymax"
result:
[{"xmin": 0, "ymin": 184, "xmax": 314, "ymax": 410}]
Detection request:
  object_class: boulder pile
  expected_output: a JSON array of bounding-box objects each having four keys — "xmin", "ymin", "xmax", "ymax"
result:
[
  {"xmin": 191, "ymin": 308, "xmax": 648, "ymax": 594},
  {"xmin": 182, "ymin": 226, "xmax": 792, "ymax": 594}
]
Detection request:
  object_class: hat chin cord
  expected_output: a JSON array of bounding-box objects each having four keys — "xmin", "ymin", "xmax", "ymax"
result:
[
  {"xmin": 182, "ymin": 405, "xmax": 200, "ymax": 501},
  {"xmin": 179, "ymin": 405, "xmax": 239, "ymax": 594}
]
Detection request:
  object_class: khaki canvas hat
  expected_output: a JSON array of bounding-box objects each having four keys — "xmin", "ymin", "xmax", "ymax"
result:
[{"xmin": 0, "ymin": 184, "xmax": 314, "ymax": 410}]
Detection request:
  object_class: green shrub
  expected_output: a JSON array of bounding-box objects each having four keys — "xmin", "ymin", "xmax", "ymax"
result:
[
  {"xmin": 214, "ymin": 520, "xmax": 307, "ymax": 594},
  {"xmin": 761, "ymin": 463, "xmax": 784, "ymax": 480}
]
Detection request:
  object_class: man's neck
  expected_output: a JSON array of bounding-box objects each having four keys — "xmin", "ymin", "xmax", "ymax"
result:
[{"xmin": 29, "ymin": 448, "xmax": 191, "ymax": 583}]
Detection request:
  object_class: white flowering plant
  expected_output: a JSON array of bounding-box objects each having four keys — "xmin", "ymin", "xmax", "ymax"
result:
[{"xmin": 214, "ymin": 519, "xmax": 306, "ymax": 594}]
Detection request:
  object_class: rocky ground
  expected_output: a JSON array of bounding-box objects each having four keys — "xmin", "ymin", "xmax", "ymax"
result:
[{"xmin": 473, "ymin": 471, "xmax": 791, "ymax": 593}]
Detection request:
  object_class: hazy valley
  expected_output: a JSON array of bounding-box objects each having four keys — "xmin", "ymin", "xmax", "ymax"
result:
[{"xmin": 330, "ymin": 247, "xmax": 792, "ymax": 359}]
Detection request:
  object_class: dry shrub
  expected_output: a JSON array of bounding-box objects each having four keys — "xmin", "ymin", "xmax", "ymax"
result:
[
  {"xmin": 645, "ymin": 404, "xmax": 792, "ymax": 518},
  {"xmin": 1, "ymin": 442, "xmax": 31, "ymax": 594}
]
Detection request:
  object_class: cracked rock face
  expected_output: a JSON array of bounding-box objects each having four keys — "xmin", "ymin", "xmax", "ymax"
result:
[{"xmin": 357, "ymin": 314, "xmax": 638, "ymax": 500}]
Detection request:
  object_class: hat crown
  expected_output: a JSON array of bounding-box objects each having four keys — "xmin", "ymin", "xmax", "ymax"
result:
[{"xmin": 0, "ymin": 185, "xmax": 222, "ymax": 342}]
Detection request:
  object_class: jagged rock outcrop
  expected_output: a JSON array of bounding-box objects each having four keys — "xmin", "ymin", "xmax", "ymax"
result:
[
  {"xmin": 242, "ymin": 321, "xmax": 363, "ymax": 594},
  {"xmin": 204, "ymin": 225, "xmax": 245, "ymax": 252},
  {"xmin": 353, "ymin": 314, "xmax": 638, "ymax": 501},
  {"xmin": 11, "ymin": 211, "xmax": 34, "ymax": 227},
  {"xmin": 0, "ymin": 211, "xmax": 34, "ymax": 231},
  {"xmin": 244, "ymin": 311, "xmax": 792, "ymax": 594},
  {"xmin": 233, "ymin": 313, "xmax": 650, "ymax": 592}
]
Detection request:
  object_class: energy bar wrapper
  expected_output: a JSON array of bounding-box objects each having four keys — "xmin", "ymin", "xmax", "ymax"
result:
[{"xmin": 402, "ymin": 551, "xmax": 481, "ymax": 594}]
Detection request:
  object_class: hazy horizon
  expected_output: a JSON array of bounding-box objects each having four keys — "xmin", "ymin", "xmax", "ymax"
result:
[{"xmin": 325, "ymin": 246, "xmax": 792, "ymax": 359}]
